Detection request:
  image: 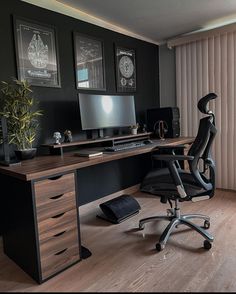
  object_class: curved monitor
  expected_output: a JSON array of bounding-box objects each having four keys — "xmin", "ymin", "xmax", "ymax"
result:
[{"xmin": 78, "ymin": 94, "xmax": 136, "ymax": 130}]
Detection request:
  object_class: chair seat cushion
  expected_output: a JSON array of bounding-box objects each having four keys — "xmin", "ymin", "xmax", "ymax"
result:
[{"xmin": 140, "ymin": 168, "xmax": 212, "ymax": 201}]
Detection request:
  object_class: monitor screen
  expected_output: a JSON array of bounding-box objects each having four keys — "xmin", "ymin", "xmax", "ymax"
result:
[{"xmin": 78, "ymin": 94, "xmax": 136, "ymax": 130}]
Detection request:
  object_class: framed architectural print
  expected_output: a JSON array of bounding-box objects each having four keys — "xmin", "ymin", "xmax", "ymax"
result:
[
  {"xmin": 13, "ymin": 17, "xmax": 61, "ymax": 88},
  {"xmin": 73, "ymin": 33, "xmax": 106, "ymax": 90},
  {"xmin": 115, "ymin": 46, "xmax": 136, "ymax": 92}
]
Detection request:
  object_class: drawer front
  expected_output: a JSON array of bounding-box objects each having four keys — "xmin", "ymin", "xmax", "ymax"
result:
[
  {"xmin": 34, "ymin": 173, "xmax": 75, "ymax": 205},
  {"xmin": 38, "ymin": 208, "xmax": 78, "ymax": 243},
  {"xmin": 39, "ymin": 227, "xmax": 79, "ymax": 258},
  {"xmin": 36, "ymin": 191, "xmax": 76, "ymax": 222},
  {"xmin": 41, "ymin": 244, "xmax": 80, "ymax": 280}
]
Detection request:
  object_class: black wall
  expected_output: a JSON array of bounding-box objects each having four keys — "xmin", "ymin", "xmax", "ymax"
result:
[
  {"xmin": 1, "ymin": 0, "xmax": 160, "ymax": 205},
  {"xmin": 159, "ymin": 44, "xmax": 176, "ymax": 107}
]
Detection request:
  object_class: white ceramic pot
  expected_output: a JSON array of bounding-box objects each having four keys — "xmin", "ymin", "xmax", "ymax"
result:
[{"xmin": 131, "ymin": 128, "xmax": 138, "ymax": 135}]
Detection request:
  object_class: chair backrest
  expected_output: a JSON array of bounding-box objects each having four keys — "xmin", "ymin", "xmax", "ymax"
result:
[{"xmin": 187, "ymin": 93, "xmax": 217, "ymax": 196}]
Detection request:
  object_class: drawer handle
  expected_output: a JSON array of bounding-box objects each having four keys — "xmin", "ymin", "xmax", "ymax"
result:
[
  {"xmin": 49, "ymin": 175, "xmax": 63, "ymax": 181},
  {"xmin": 54, "ymin": 248, "xmax": 68, "ymax": 256},
  {"xmin": 53, "ymin": 230, "xmax": 66, "ymax": 237},
  {"xmin": 51, "ymin": 212, "xmax": 65, "ymax": 219},
  {"xmin": 50, "ymin": 194, "xmax": 64, "ymax": 200}
]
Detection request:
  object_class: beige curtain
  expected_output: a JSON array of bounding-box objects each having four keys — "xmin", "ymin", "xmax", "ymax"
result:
[{"xmin": 175, "ymin": 32, "xmax": 236, "ymax": 190}]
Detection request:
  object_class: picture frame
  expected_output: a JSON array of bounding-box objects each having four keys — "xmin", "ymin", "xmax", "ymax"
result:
[
  {"xmin": 13, "ymin": 16, "xmax": 61, "ymax": 88},
  {"xmin": 73, "ymin": 32, "xmax": 106, "ymax": 90},
  {"xmin": 115, "ymin": 46, "xmax": 136, "ymax": 92}
]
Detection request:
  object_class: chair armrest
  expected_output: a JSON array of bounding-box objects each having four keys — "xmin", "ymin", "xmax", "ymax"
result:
[
  {"xmin": 152, "ymin": 154, "xmax": 194, "ymax": 162},
  {"xmin": 152, "ymin": 144, "xmax": 188, "ymax": 169},
  {"xmin": 152, "ymin": 155, "xmax": 194, "ymax": 199},
  {"xmin": 153, "ymin": 155, "xmax": 192, "ymax": 199}
]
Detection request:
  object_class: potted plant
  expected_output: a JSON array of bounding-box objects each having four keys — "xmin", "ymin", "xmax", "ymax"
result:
[
  {"xmin": 130, "ymin": 123, "xmax": 139, "ymax": 135},
  {"xmin": 0, "ymin": 78, "xmax": 43, "ymax": 160}
]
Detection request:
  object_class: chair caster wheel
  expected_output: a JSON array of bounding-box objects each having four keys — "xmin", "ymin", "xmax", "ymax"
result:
[
  {"xmin": 156, "ymin": 243, "xmax": 165, "ymax": 251},
  {"xmin": 139, "ymin": 223, "xmax": 144, "ymax": 230},
  {"xmin": 203, "ymin": 220, "xmax": 210, "ymax": 229},
  {"xmin": 203, "ymin": 240, "xmax": 212, "ymax": 250}
]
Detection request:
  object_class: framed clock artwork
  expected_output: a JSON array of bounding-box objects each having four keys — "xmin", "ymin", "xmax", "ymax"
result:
[{"xmin": 115, "ymin": 46, "xmax": 136, "ymax": 92}]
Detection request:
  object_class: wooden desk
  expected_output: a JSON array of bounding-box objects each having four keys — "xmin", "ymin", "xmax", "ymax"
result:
[{"xmin": 0, "ymin": 137, "xmax": 194, "ymax": 283}]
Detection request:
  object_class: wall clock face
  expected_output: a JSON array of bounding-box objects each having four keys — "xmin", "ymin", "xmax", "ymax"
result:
[{"xmin": 119, "ymin": 56, "xmax": 134, "ymax": 78}]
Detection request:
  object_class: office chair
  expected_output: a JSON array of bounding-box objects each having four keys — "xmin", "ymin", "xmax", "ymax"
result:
[{"xmin": 139, "ymin": 93, "xmax": 217, "ymax": 251}]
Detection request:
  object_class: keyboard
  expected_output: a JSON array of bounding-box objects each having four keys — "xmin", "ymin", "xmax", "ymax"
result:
[{"xmin": 104, "ymin": 141, "xmax": 146, "ymax": 152}]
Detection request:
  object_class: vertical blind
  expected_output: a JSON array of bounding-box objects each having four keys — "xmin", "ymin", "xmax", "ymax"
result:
[{"xmin": 175, "ymin": 32, "xmax": 236, "ymax": 190}]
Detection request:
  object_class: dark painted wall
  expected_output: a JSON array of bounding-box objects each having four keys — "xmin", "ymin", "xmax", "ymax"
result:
[
  {"xmin": 0, "ymin": 0, "xmax": 160, "ymax": 205},
  {"xmin": 159, "ymin": 44, "xmax": 176, "ymax": 107}
]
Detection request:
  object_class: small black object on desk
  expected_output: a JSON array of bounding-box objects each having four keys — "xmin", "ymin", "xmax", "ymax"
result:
[
  {"xmin": 64, "ymin": 129, "xmax": 73, "ymax": 142},
  {"xmin": 143, "ymin": 139, "xmax": 153, "ymax": 145}
]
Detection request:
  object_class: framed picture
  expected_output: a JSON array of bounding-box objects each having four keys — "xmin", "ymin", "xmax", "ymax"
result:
[
  {"xmin": 115, "ymin": 46, "xmax": 136, "ymax": 92},
  {"xmin": 73, "ymin": 33, "xmax": 106, "ymax": 90},
  {"xmin": 13, "ymin": 17, "xmax": 61, "ymax": 88}
]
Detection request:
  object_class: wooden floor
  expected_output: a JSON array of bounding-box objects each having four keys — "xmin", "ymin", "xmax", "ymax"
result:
[{"xmin": 1, "ymin": 189, "xmax": 236, "ymax": 292}]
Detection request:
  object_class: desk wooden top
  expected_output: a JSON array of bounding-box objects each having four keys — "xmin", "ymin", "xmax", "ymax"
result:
[{"xmin": 0, "ymin": 137, "xmax": 194, "ymax": 181}]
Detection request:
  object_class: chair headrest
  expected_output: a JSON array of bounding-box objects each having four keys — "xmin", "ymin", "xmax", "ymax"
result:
[{"xmin": 197, "ymin": 93, "xmax": 217, "ymax": 114}]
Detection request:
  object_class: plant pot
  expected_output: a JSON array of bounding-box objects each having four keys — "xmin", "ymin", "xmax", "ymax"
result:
[
  {"xmin": 131, "ymin": 128, "xmax": 138, "ymax": 135},
  {"xmin": 15, "ymin": 148, "xmax": 37, "ymax": 160}
]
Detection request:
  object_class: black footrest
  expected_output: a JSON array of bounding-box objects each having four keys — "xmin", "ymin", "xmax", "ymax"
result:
[{"xmin": 97, "ymin": 194, "xmax": 141, "ymax": 224}]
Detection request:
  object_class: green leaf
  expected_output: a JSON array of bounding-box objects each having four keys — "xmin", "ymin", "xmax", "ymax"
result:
[{"xmin": 0, "ymin": 78, "xmax": 43, "ymax": 150}]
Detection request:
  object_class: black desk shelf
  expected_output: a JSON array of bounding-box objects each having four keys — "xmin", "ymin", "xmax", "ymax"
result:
[{"xmin": 42, "ymin": 132, "xmax": 152, "ymax": 155}]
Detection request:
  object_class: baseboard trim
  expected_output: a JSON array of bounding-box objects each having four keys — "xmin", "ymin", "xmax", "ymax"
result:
[{"xmin": 79, "ymin": 184, "xmax": 140, "ymax": 213}]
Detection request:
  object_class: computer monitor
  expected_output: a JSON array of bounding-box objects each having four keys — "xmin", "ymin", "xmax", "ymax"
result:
[{"xmin": 78, "ymin": 93, "xmax": 136, "ymax": 136}]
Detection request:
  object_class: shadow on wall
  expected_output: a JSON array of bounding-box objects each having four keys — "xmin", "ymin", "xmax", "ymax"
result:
[{"xmin": 36, "ymin": 100, "xmax": 84, "ymax": 146}]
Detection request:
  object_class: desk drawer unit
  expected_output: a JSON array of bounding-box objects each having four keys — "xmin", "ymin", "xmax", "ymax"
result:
[{"xmin": 33, "ymin": 172, "xmax": 81, "ymax": 282}]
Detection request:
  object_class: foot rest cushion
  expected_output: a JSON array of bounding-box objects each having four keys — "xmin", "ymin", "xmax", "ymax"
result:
[{"xmin": 97, "ymin": 194, "xmax": 141, "ymax": 224}]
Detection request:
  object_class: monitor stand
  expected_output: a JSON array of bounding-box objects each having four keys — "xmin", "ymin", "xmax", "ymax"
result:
[
  {"xmin": 98, "ymin": 129, "xmax": 104, "ymax": 138},
  {"xmin": 97, "ymin": 129, "xmax": 110, "ymax": 139}
]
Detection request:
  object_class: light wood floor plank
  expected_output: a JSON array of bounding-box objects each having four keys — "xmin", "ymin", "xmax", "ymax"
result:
[{"xmin": 0, "ymin": 189, "xmax": 236, "ymax": 292}]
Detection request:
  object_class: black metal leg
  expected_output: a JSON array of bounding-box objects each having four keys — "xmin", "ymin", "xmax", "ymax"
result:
[
  {"xmin": 158, "ymin": 218, "xmax": 180, "ymax": 245},
  {"xmin": 139, "ymin": 215, "xmax": 172, "ymax": 229},
  {"xmin": 180, "ymin": 219, "xmax": 214, "ymax": 242}
]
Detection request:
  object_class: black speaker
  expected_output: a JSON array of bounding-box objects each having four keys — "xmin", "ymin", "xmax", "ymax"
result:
[
  {"xmin": 147, "ymin": 107, "xmax": 180, "ymax": 138},
  {"xmin": 97, "ymin": 194, "xmax": 141, "ymax": 224}
]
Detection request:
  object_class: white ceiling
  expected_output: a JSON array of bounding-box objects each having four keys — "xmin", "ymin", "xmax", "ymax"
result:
[{"xmin": 56, "ymin": 0, "xmax": 236, "ymax": 44}]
